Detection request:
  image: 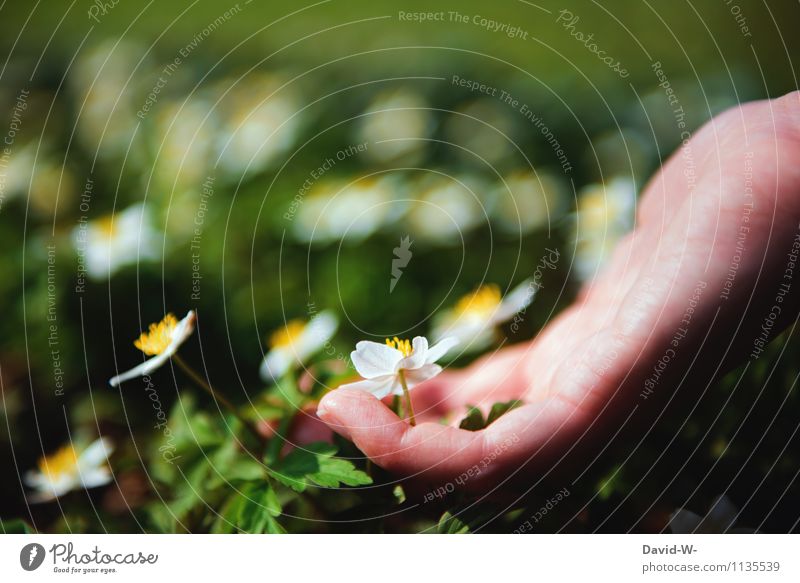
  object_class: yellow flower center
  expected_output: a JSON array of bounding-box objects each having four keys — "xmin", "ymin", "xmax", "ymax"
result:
[
  {"xmin": 454, "ymin": 284, "xmax": 502, "ymax": 318},
  {"xmin": 95, "ymin": 214, "xmax": 116, "ymax": 237},
  {"xmin": 134, "ymin": 314, "xmax": 178, "ymax": 355},
  {"xmin": 269, "ymin": 319, "xmax": 307, "ymax": 349},
  {"xmin": 385, "ymin": 336, "xmax": 413, "ymax": 357},
  {"xmin": 38, "ymin": 445, "xmax": 78, "ymax": 481}
]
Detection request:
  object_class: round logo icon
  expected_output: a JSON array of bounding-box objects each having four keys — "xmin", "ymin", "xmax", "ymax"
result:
[{"xmin": 19, "ymin": 543, "xmax": 46, "ymax": 571}]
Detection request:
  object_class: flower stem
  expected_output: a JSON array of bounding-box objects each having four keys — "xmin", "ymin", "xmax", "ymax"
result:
[
  {"xmin": 397, "ymin": 369, "xmax": 416, "ymax": 426},
  {"xmin": 173, "ymin": 354, "xmax": 264, "ymax": 444}
]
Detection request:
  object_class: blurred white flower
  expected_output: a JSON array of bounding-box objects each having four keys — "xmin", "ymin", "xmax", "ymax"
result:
[
  {"xmin": 24, "ymin": 437, "xmax": 113, "ymax": 503},
  {"xmin": 432, "ymin": 281, "xmax": 536, "ymax": 352},
  {"xmin": 340, "ymin": 335, "xmax": 457, "ymax": 399},
  {"xmin": 573, "ymin": 176, "xmax": 636, "ymax": 281},
  {"xmin": 405, "ymin": 175, "xmax": 487, "ymax": 244},
  {"xmin": 584, "ymin": 128, "xmax": 652, "ymax": 180},
  {"xmin": 215, "ymin": 72, "xmax": 301, "ymax": 177},
  {"xmin": 491, "ymin": 170, "xmax": 566, "ymax": 235},
  {"xmin": 294, "ymin": 177, "xmax": 396, "ymax": 244},
  {"xmin": 669, "ymin": 495, "xmax": 756, "ymax": 534},
  {"xmin": 152, "ymin": 97, "xmax": 217, "ymax": 193},
  {"xmin": 444, "ymin": 99, "xmax": 515, "ymax": 167},
  {"xmin": 109, "ymin": 311, "xmax": 196, "ymax": 386},
  {"xmin": 357, "ymin": 89, "xmax": 432, "ymax": 165},
  {"xmin": 70, "ymin": 40, "xmax": 146, "ymax": 158},
  {"xmin": 260, "ymin": 311, "xmax": 338, "ymax": 383},
  {"xmin": 72, "ymin": 203, "xmax": 160, "ymax": 280},
  {"xmin": 29, "ymin": 160, "xmax": 77, "ymax": 216},
  {"xmin": 0, "ymin": 141, "xmax": 36, "ymax": 201}
]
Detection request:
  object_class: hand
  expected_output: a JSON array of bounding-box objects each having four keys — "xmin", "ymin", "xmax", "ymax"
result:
[{"xmin": 317, "ymin": 91, "xmax": 800, "ymax": 495}]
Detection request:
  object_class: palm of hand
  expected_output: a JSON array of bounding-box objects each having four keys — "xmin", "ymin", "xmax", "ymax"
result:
[{"xmin": 318, "ymin": 92, "xmax": 800, "ymax": 493}]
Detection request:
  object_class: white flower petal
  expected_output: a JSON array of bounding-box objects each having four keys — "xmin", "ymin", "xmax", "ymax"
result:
[
  {"xmin": 28, "ymin": 489, "xmax": 58, "ymax": 504},
  {"xmin": 338, "ymin": 374, "xmax": 400, "ymax": 399},
  {"xmin": 23, "ymin": 470, "xmax": 46, "ymax": 490},
  {"xmin": 295, "ymin": 311, "xmax": 338, "ymax": 361},
  {"xmin": 259, "ymin": 347, "xmax": 293, "ymax": 383},
  {"xmin": 351, "ymin": 341, "xmax": 403, "ymax": 379},
  {"xmin": 403, "ymin": 363, "xmax": 443, "ymax": 389},
  {"xmin": 79, "ymin": 468, "xmax": 113, "ymax": 489},
  {"xmin": 27, "ymin": 472, "xmax": 77, "ymax": 503},
  {"xmin": 492, "ymin": 279, "xmax": 537, "ymax": 323},
  {"xmin": 108, "ymin": 352, "xmax": 170, "ymax": 387},
  {"xmin": 424, "ymin": 336, "xmax": 458, "ymax": 364},
  {"xmin": 431, "ymin": 313, "xmax": 487, "ymax": 348},
  {"xmin": 77, "ymin": 437, "xmax": 113, "ymax": 469},
  {"xmin": 668, "ymin": 509, "xmax": 703, "ymax": 534},
  {"xmin": 397, "ymin": 336, "xmax": 428, "ymax": 370},
  {"xmin": 162, "ymin": 310, "xmax": 196, "ymax": 358}
]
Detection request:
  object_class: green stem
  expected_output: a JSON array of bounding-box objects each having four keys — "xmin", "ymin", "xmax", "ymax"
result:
[
  {"xmin": 398, "ymin": 369, "xmax": 416, "ymax": 426},
  {"xmin": 265, "ymin": 374, "xmax": 304, "ymax": 464},
  {"xmin": 173, "ymin": 354, "xmax": 264, "ymax": 444}
]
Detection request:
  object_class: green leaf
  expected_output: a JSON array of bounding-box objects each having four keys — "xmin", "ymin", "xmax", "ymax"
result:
[
  {"xmin": 437, "ymin": 511, "xmax": 470, "ymax": 534},
  {"xmin": 0, "ymin": 518, "xmax": 34, "ymax": 534},
  {"xmin": 227, "ymin": 458, "xmax": 267, "ymax": 482},
  {"xmin": 235, "ymin": 483, "xmax": 282, "ymax": 533},
  {"xmin": 486, "ymin": 399, "xmax": 523, "ymax": 425},
  {"xmin": 459, "ymin": 406, "xmax": 485, "ymax": 431},
  {"xmin": 597, "ymin": 464, "xmax": 626, "ymax": 501},
  {"xmin": 268, "ymin": 442, "xmax": 372, "ymax": 492},
  {"xmin": 459, "ymin": 400, "xmax": 523, "ymax": 431}
]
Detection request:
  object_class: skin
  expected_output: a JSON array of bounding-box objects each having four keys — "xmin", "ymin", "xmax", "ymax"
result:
[{"xmin": 317, "ymin": 91, "xmax": 800, "ymax": 495}]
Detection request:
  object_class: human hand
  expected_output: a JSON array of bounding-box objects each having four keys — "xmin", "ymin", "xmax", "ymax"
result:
[{"xmin": 317, "ymin": 92, "xmax": 800, "ymax": 495}]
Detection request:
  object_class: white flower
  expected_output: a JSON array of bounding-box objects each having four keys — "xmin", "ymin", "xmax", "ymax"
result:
[
  {"xmin": 490, "ymin": 171, "xmax": 566, "ymax": 235},
  {"xmin": 109, "ymin": 311, "xmax": 196, "ymax": 386},
  {"xmin": 70, "ymin": 40, "xmax": 145, "ymax": 159},
  {"xmin": 340, "ymin": 335, "xmax": 458, "ymax": 399},
  {"xmin": 444, "ymin": 99, "xmax": 514, "ymax": 167},
  {"xmin": 72, "ymin": 203, "xmax": 160, "ymax": 280},
  {"xmin": 573, "ymin": 176, "xmax": 637, "ymax": 281},
  {"xmin": 24, "ymin": 437, "xmax": 114, "ymax": 503},
  {"xmin": 215, "ymin": 72, "xmax": 301, "ymax": 177},
  {"xmin": 669, "ymin": 495, "xmax": 757, "ymax": 534},
  {"xmin": 406, "ymin": 175, "xmax": 486, "ymax": 244},
  {"xmin": 293, "ymin": 177, "xmax": 396, "ymax": 245},
  {"xmin": 357, "ymin": 88, "xmax": 431, "ymax": 165},
  {"xmin": 260, "ymin": 311, "xmax": 338, "ymax": 383},
  {"xmin": 432, "ymin": 281, "xmax": 536, "ymax": 353},
  {"xmin": 153, "ymin": 98, "xmax": 217, "ymax": 193}
]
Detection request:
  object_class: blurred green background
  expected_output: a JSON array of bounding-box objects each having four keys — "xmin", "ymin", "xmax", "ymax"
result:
[{"xmin": 1, "ymin": 0, "xmax": 799, "ymax": 532}]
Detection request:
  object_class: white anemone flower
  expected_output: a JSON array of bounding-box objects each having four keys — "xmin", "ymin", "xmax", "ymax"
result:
[
  {"xmin": 405, "ymin": 175, "xmax": 487, "ymax": 244},
  {"xmin": 260, "ymin": 311, "xmax": 338, "ymax": 383},
  {"xmin": 357, "ymin": 88, "xmax": 432, "ymax": 165},
  {"xmin": 669, "ymin": 495, "xmax": 756, "ymax": 534},
  {"xmin": 215, "ymin": 72, "xmax": 301, "ymax": 177},
  {"xmin": 24, "ymin": 437, "xmax": 114, "ymax": 503},
  {"xmin": 491, "ymin": 171, "xmax": 566, "ymax": 235},
  {"xmin": 72, "ymin": 203, "xmax": 160, "ymax": 280},
  {"xmin": 432, "ymin": 281, "xmax": 536, "ymax": 353},
  {"xmin": 573, "ymin": 176, "xmax": 637, "ymax": 281},
  {"xmin": 109, "ymin": 311, "xmax": 196, "ymax": 387},
  {"xmin": 293, "ymin": 178, "xmax": 395, "ymax": 245},
  {"xmin": 341, "ymin": 336, "xmax": 458, "ymax": 400}
]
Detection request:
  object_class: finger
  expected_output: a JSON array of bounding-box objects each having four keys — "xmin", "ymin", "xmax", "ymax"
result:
[
  {"xmin": 405, "ymin": 344, "xmax": 534, "ymax": 421},
  {"xmin": 317, "ymin": 388, "xmax": 485, "ymax": 483}
]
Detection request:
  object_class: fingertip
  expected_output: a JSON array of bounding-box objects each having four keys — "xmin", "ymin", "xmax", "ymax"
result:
[
  {"xmin": 317, "ymin": 388, "xmax": 411, "ymax": 458},
  {"xmin": 317, "ymin": 388, "xmax": 397, "ymax": 442}
]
